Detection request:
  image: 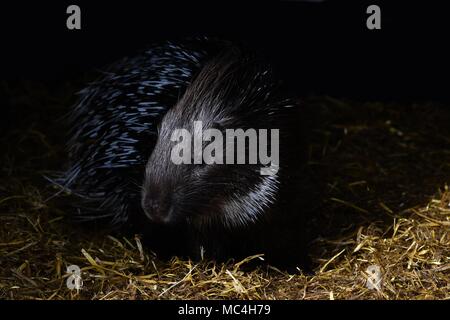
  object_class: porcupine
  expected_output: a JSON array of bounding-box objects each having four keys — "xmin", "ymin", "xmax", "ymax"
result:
[{"xmin": 55, "ymin": 37, "xmax": 313, "ymax": 267}]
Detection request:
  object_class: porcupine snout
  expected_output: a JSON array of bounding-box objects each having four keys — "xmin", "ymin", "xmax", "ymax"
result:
[{"xmin": 141, "ymin": 186, "xmax": 175, "ymax": 224}]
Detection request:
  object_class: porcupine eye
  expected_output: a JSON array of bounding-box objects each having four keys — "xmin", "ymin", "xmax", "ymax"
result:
[
  {"xmin": 189, "ymin": 122, "xmax": 225, "ymax": 168},
  {"xmin": 202, "ymin": 123, "xmax": 226, "ymax": 167}
]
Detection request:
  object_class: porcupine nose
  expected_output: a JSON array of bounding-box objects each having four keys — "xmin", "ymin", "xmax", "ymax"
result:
[
  {"xmin": 142, "ymin": 198, "xmax": 161, "ymax": 222},
  {"xmin": 142, "ymin": 194, "xmax": 173, "ymax": 224}
]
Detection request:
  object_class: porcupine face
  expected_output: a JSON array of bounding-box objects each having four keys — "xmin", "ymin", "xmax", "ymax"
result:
[
  {"xmin": 141, "ymin": 48, "xmax": 290, "ymax": 230},
  {"xmin": 141, "ymin": 121, "xmax": 280, "ymax": 229}
]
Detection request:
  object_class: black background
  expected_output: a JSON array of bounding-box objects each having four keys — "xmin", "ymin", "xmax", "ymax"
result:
[{"xmin": 0, "ymin": 0, "xmax": 449, "ymax": 102}]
